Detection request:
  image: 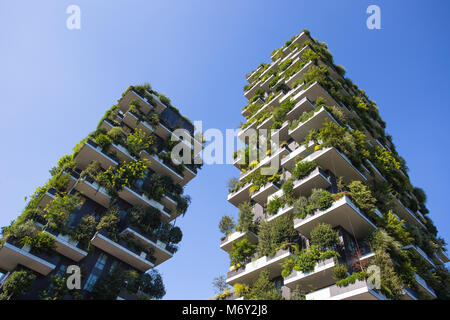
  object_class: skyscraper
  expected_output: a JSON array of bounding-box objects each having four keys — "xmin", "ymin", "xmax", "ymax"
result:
[
  {"xmin": 219, "ymin": 30, "xmax": 449, "ymax": 300},
  {"xmin": 0, "ymin": 84, "xmax": 203, "ymax": 300}
]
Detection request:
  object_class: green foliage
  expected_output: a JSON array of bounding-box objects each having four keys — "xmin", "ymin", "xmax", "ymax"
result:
[
  {"xmin": 282, "ymin": 245, "xmax": 338, "ymax": 277},
  {"xmin": 94, "ymin": 133, "xmax": 112, "ymax": 150},
  {"xmin": 333, "ymin": 263, "xmax": 348, "ymax": 280},
  {"xmin": 44, "ymin": 193, "xmax": 83, "ymax": 232},
  {"xmin": 127, "ymin": 205, "xmax": 161, "ymax": 235},
  {"xmin": 245, "ymin": 269, "xmax": 282, "ymax": 300},
  {"xmin": 97, "ymin": 160, "xmax": 147, "ymax": 196},
  {"xmin": 73, "ymin": 215, "xmax": 97, "ymax": 250},
  {"xmin": 126, "ymin": 128, "xmax": 153, "ymax": 156},
  {"xmin": 219, "ymin": 215, "xmax": 235, "ymax": 236},
  {"xmin": 229, "ymin": 238, "xmax": 256, "ymax": 268},
  {"xmin": 348, "ymin": 181, "xmax": 377, "ymax": 214},
  {"xmin": 383, "ymin": 211, "xmax": 413, "ymax": 245},
  {"xmin": 309, "ymin": 188, "xmax": 334, "ymax": 211},
  {"xmin": 335, "ymin": 271, "xmax": 369, "ymax": 287},
  {"xmin": 0, "ymin": 270, "xmax": 36, "ymax": 300},
  {"xmin": 257, "ymin": 213, "xmax": 297, "ymax": 257},
  {"xmin": 235, "ymin": 202, "xmax": 255, "ymax": 233},
  {"xmin": 20, "ymin": 231, "xmax": 56, "ymax": 254},
  {"xmin": 107, "ymin": 127, "xmax": 124, "ymax": 144},
  {"xmin": 267, "ymin": 196, "xmax": 282, "ymax": 215},
  {"xmin": 292, "ymin": 160, "xmax": 317, "ymax": 180},
  {"xmin": 310, "ymin": 223, "xmax": 339, "ymax": 251},
  {"xmin": 96, "ymin": 207, "xmax": 120, "ymax": 240}
]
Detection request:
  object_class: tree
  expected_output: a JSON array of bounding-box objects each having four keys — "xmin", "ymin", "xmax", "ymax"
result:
[
  {"xmin": 247, "ymin": 270, "xmax": 282, "ymax": 300},
  {"xmin": 310, "ymin": 223, "xmax": 339, "ymax": 251},
  {"xmin": 218, "ymin": 216, "xmax": 235, "ymax": 236},
  {"xmin": 212, "ymin": 275, "xmax": 229, "ymax": 295},
  {"xmin": 236, "ymin": 202, "xmax": 254, "ymax": 233},
  {"xmin": 348, "ymin": 181, "xmax": 376, "ymax": 213},
  {"xmin": 0, "ymin": 270, "xmax": 36, "ymax": 300},
  {"xmin": 229, "ymin": 238, "xmax": 256, "ymax": 268}
]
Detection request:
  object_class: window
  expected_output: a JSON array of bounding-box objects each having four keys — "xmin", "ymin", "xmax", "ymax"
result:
[
  {"xmin": 83, "ymin": 274, "xmax": 99, "ymax": 292},
  {"xmin": 109, "ymin": 261, "xmax": 118, "ymax": 273},
  {"xmin": 94, "ymin": 253, "xmax": 108, "ymax": 271}
]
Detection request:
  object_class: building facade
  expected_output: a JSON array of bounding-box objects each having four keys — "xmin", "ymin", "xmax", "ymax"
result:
[
  {"xmin": 219, "ymin": 30, "xmax": 450, "ymax": 300},
  {"xmin": 0, "ymin": 84, "xmax": 202, "ymax": 300}
]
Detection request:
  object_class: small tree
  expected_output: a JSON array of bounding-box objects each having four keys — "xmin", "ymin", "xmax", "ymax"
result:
[
  {"xmin": 247, "ymin": 269, "xmax": 282, "ymax": 300},
  {"xmin": 212, "ymin": 275, "xmax": 229, "ymax": 295},
  {"xmin": 229, "ymin": 238, "xmax": 256, "ymax": 268},
  {"xmin": 0, "ymin": 270, "xmax": 36, "ymax": 300},
  {"xmin": 236, "ymin": 202, "xmax": 254, "ymax": 233},
  {"xmin": 218, "ymin": 216, "xmax": 235, "ymax": 237},
  {"xmin": 310, "ymin": 223, "xmax": 339, "ymax": 251},
  {"xmin": 44, "ymin": 193, "xmax": 83, "ymax": 232}
]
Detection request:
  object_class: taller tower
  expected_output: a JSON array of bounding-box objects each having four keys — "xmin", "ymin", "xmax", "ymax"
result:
[
  {"xmin": 0, "ymin": 84, "xmax": 203, "ymax": 300},
  {"xmin": 218, "ymin": 30, "xmax": 449, "ymax": 300}
]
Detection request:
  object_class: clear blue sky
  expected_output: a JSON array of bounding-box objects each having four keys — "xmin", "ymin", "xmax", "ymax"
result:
[{"xmin": 0, "ymin": 0, "xmax": 449, "ymax": 299}]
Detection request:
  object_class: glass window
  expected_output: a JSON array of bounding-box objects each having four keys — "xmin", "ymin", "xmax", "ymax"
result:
[
  {"xmin": 94, "ymin": 253, "xmax": 108, "ymax": 270},
  {"xmin": 83, "ymin": 274, "xmax": 99, "ymax": 292}
]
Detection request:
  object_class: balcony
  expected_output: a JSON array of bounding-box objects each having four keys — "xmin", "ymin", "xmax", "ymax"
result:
[
  {"xmin": 242, "ymin": 97, "xmax": 264, "ymax": 118},
  {"xmin": 413, "ymin": 274, "xmax": 437, "ymax": 299},
  {"xmin": 363, "ymin": 159, "xmax": 387, "ymax": 183},
  {"xmin": 244, "ymin": 80, "xmax": 262, "ymax": 100},
  {"xmin": 91, "ymin": 230, "xmax": 155, "ymax": 272},
  {"xmin": 285, "ymin": 60, "xmax": 314, "ymax": 89},
  {"xmin": 153, "ymin": 122, "xmax": 202, "ymax": 156},
  {"xmin": 44, "ymin": 232, "xmax": 88, "ymax": 262},
  {"xmin": 38, "ymin": 188, "xmax": 57, "ymax": 209},
  {"xmin": 305, "ymin": 280, "xmax": 388, "ymax": 300},
  {"xmin": 436, "ymin": 250, "xmax": 449, "ymax": 263},
  {"xmin": 284, "ymin": 147, "xmax": 367, "ymax": 184},
  {"xmin": 0, "ymin": 239, "xmax": 56, "ymax": 276},
  {"xmin": 140, "ymin": 150, "xmax": 184, "ymax": 184},
  {"xmin": 291, "ymin": 82, "xmax": 353, "ymax": 118},
  {"xmin": 280, "ymin": 141, "xmax": 316, "ymax": 170},
  {"xmin": 403, "ymin": 245, "xmax": 435, "ymax": 269},
  {"xmin": 251, "ymin": 182, "xmax": 280, "ymax": 205},
  {"xmin": 227, "ymin": 183, "xmax": 252, "ymax": 207},
  {"xmin": 220, "ymin": 231, "xmax": 258, "ymax": 253},
  {"xmin": 122, "ymin": 111, "xmax": 154, "ymax": 136},
  {"xmin": 284, "ymin": 257, "xmax": 336, "ymax": 292},
  {"xmin": 293, "ymin": 195, "xmax": 377, "ymax": 239},
  {"xmin": 289, "ymin": 107, "xmax": 339, "ymax": 143},
  {"xmin": 118, "ymin": 186, "xmax": 171, "ymax": 220},
  {"xmin": 393, "ymin": 198, "xmax": 426, "ymax": 229},
  {"xmin": 226, "ymin": 248, "xmax": 293, "ymax": 286},
  {"xmin": 118, "ymin": 89, "xmax": 157, "ymax": 115},
  {"xmin": 401, "ymin": 287, "xmax": 420, "ymax": 300},
  {"xmin": 268, "ymin": 168, "xmax": 331, "ymax": 204},
  {"xmin": 120, "ymin": 227, "xmax": 175, "ymax": 266},
  {"xmin": 74, "ymin": 139, "xmax": 119, "ymax": 170},
  {"xmin": 273, "ymin": 31, "xmax": 311, "ymax": 61},
  {"xmin": 240, "ymin": 147, "xmax": 290, "ymax": 181},
  {"xmin": 70, "ymin": 173, "xmax": 111, "ymax": 208}
]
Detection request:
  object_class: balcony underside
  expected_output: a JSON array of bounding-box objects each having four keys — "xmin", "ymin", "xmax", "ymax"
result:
[
  {"xmin": 284, "ymin": 258, "xmax": 335, "ymax": 291},
  {"xmin": 293, "ymin": 196, "xmax": 377, "ymax": 239},
  {"xmin": 226, "ymin": 250, "xmax": 291, "ymax": 286},
  {"xmin": 118, "ymin": 90, "xmax": 154, "ymax": 115},
  {"xmin": 220, "ymin": 231, "xmax": 258, "ymax": 253},
  {"xmin": 91, "ymin": 232, "xmax": 154, "ymax": 272},
  {"xmin": 306, "ymin": 280, "xmax": 388, "ymax": 300},
  {"xmin": 74, "ymin": 142, "xmax": 118, "ymax": 171},
  {"xmin": 289, "ymin": 107, "xmax": 338, "ymax": 143},
  {"xmin": 227, "ymin": 183, "xmax": 252, "ymax": 207},
  {"xmin": 0, "ymin": 243, "xmax": 56, "ymax": 276},
  {"xmin": 120, "ymin": 228, "xmax": 172, "ymax": 266}
]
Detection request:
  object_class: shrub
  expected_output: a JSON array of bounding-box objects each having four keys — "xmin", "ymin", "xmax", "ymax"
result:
[
  {"xmin": 293, "ymin": 196, "xmax": 309, "ymax": 218},
  {"xmin": 348, "ymin": 181, "xmax": 377, "ymax": 214},
  {"xmin": 94, "ymin": 133, "xmax": 112, "ymax": 150},
  {"xmin": 309, "ymin": 189, "xmax": 333, "ymax": 211},
  {"xmin": 281, "ymin": 179, "xmax": 295, "ymax": 204},
  {"xmin": 267, "ymin": 196, "xmax": 282, "ymax": 215},
  {"xmin": 292, "ymin": 160, "xmax": 317, "ymax": 180},
  {"xmin": 310, "ymin": 223, "xmax": 339, "ymax": 250},
  {"xmin": 246, "ymin": 269, "xmax": 282, "ymax": 300},
  {"xmin": 126, "ymin": 128, "xmax": 152, "ymax": 156},
  {"xmin": 73, "ymin": 215, "xmax": 97, "ymax": 249},
  {"xmin": 107, "ymin": 127, "xmax": 124, "ymax": 144},
  {"xmin": 44, "ymin": 193, "xmax": 83, "ymax": 232},
  {"xmin": 333, "ymin": 263, "xmax": 348, "ymax": 280}
]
